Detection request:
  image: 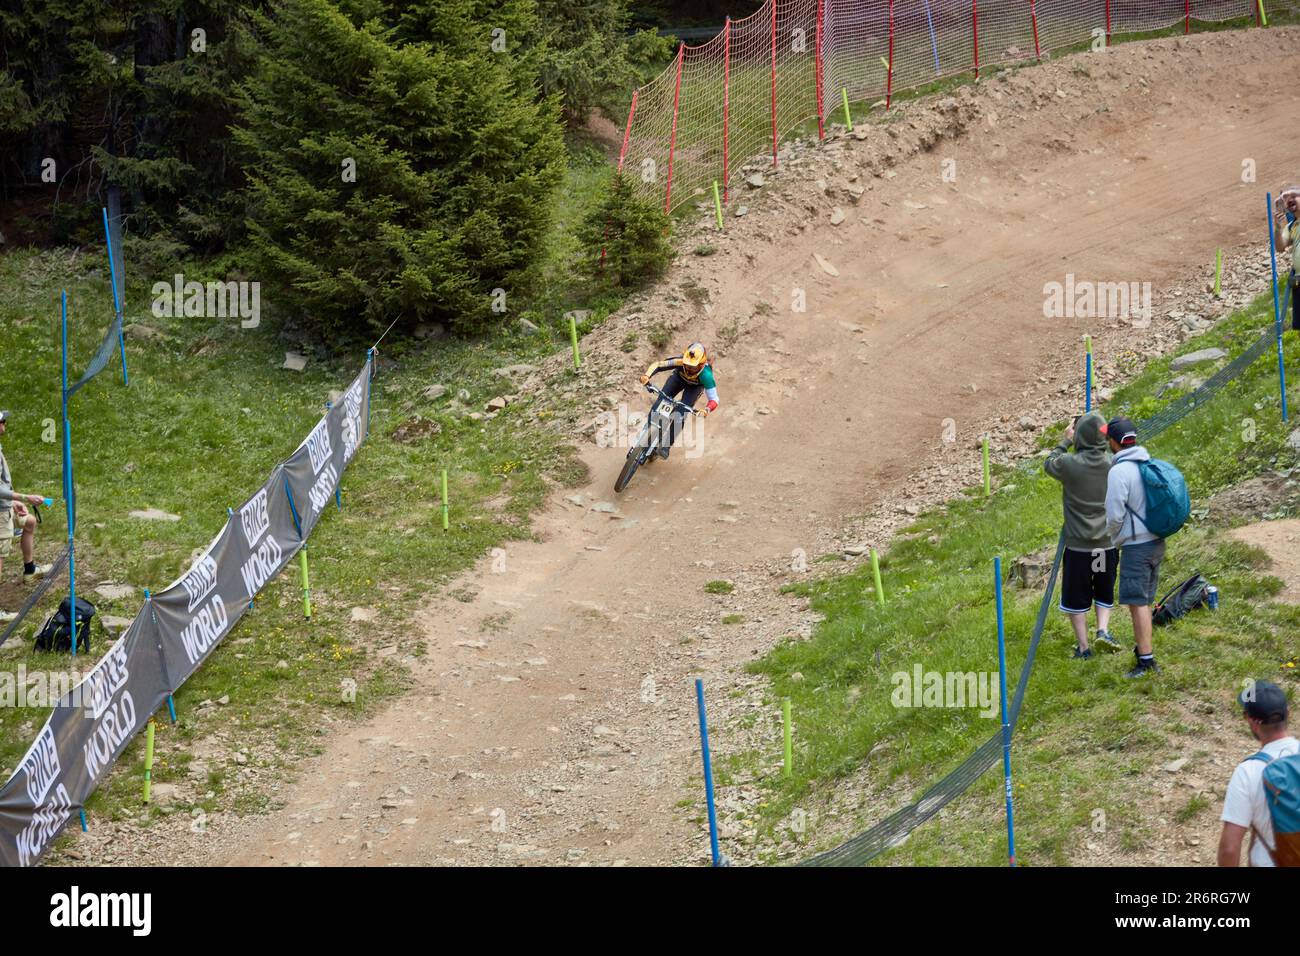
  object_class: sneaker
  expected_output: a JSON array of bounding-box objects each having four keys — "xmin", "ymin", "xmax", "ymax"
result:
[
  {"xmin": 0, "ymin": 610, "xmax": 16, "ymax": 624},
  {"xmin": 1124, "ymin": 654, "xmax": 1161, "ymax": 679},
  {"xmin": 23, "ymin": 563, "xmax": 53, "ymax": 578},
  {"xmin": 1094, "ymin": 629, "xmax": 1122, "ymax": 653},
  {"xmin": 1072, "ymin": 646, "xmax": 1093, "ymax": 660}
]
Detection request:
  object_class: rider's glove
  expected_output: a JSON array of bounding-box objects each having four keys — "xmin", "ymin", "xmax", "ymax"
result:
[
  {"xmin": 639, "ymin": 375, "xmax": 650, "ymax": 385},
  {"xmin": 706, "ymin": 399, "xmax": 718, "ymax": 414}
]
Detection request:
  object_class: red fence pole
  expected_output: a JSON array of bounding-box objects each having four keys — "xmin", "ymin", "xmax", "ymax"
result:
[
  {"xmin": 886, "ymin": 0, "xmax": 895, "ymax": 109},
  {"xmin": 972, "ymin": 0, "xmax": 980, "ymax": 79},
  {"xmin": 1184, "ymin": 0, "xmax": 1191, "ymax": 33},
  {"xmin": 1105, "ymin": 0, "xmax": 1112, "ymax": 44},
  {"xmin": 1031, "ymin": 0, "xmax": 1041, "ymax": 59},
  {"xmin": 665, "ymin": 43, "xmax": 685, "ymax": 214},
  {"xmin": 816, "ymin": 0, "xmax": 825, "ymax": 140},
  {"xmin": 770, "ymin": 0, "xmax": 779, "ymax": 167},
  {"xmin": 723, "ymin": 18, "xmax": 731, "ymax": 200}
]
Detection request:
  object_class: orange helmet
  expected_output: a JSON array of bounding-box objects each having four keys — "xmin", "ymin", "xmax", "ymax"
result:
[{"xmin": 682, "ymin": 342, "xmax": 707, "ymax": 374}]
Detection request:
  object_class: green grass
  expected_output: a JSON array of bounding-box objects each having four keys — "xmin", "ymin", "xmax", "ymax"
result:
[
  {"xmin": 735, "ymin": 290, "xmax": 1300, "ymax": 865},
  {"xmin": 704, "ymin": 580, "xmax": 735, "ymax": 594},
  {"xmin": 0, "ymin": 140, "xmax": 624, "ymax": 859}
]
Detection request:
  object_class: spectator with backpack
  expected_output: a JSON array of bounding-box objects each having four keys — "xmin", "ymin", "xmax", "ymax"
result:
[
  {"xmin": 1104, "ymin": 416, "xmax": 1190, "ymax": 679},
  {"xmin": 1218, "ymin": 680, "xmax": 1299, "ymax": 867}
]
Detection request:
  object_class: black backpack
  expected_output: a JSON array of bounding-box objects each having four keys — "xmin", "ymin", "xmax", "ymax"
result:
[
  {"xmin": 1152, "ymin": 573, "xmax": 1210, "ymax": 628},
  {"xmin": 34, "ymin": 596, "xmax": 95, "ymax": 653}
]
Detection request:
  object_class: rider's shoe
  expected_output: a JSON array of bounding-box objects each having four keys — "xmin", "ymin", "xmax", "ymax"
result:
[{"xmin": 658, "ymin": 445, "xmax": 670, "ymax": 460}]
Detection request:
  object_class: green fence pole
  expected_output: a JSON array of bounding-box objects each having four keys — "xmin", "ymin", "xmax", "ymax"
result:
[
  {"xmin": 142, "ymin": 718, "xmax": 155, "ymax": 803},
  {"xmin": 841, "ymin": 88, "xmax": 853, "ymax": 131},
  {"xmin": 441, "ymin": 468, "xmax": 450, "ymax": 531},
  {"xmin": 871, "ymin": 548, "xmax": 885, "ymax": 605},
  {"xmin": 712, "ymin": 181, "xmax": 724, "ymax": 230},
  {"xmin": 1214, "ymin": 247, "xmax": 1223, "ymax": 297},
  {"xmin": 983, "ymin": 434, "xmax": 991, "ymax": 496},
  {"xmin": 782, "ymin": 697, "xmax": 793, "ymax": 777},
  {"xmin": 569, "ymin": 314, "xmax": 582, "ymax": 370},
  {"xmin": 299, "ymin": 546, "xmax": 312, "ymax": 619},
  {"xmin": 1257, "ymin": 0, "xmax": 1268, "ymax": 26}
]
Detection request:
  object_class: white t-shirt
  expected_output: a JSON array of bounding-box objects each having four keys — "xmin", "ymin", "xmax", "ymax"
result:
[{"xmin": 1220, "ymin": 735, "xmax": 1300, "ymax": 867}]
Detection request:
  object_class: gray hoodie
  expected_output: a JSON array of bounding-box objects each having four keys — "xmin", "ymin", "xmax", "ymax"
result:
[
  {"xmin": 1043, "ymin": 412, "xmax": 1114, "ymax": 550},
  {"xmin": 1106, "ymin": 445, "xmax": 1159, "ymax": 548}
]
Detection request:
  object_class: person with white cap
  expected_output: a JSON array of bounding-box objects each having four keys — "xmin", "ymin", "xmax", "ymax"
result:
[{"xmin": 0, "ymin": 410, "xmax": 54, "ymax": 624}]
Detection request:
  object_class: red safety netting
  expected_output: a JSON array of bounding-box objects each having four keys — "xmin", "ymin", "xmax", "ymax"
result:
[{"xmin": 620, "ymin": 0, "xmax": 1268, "ymax": 214}]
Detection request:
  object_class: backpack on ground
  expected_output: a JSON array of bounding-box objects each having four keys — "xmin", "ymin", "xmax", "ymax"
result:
[
  {"xmin": 1127, "ymin": 458, "xmax": 1191, "ymax": 538},
  {"xmin": 1152, "ymin": 573, "xmax": 1210, "ymax": 627},
  {"xmin": 1247, "ymin": 750, "xmax": 1300, "ymax": 866},
  {"xmin": 33, "ymin": 596, "xmax": 94, "ymax": 654}
]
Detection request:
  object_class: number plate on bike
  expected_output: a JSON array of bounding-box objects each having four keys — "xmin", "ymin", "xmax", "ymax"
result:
[{"xmin": 658, "ymin": 405, "xmax": 676, "ymax": 422}]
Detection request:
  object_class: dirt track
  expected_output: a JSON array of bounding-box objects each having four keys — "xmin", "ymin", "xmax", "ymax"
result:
[{"xmin": 176, "ymin": 27, "xmax": 1300, "ymax": 866}]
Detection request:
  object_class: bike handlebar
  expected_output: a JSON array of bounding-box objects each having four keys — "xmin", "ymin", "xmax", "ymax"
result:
[{"xmin": 644, "ymin": 382, "xmax": 700, "ymax": 416}]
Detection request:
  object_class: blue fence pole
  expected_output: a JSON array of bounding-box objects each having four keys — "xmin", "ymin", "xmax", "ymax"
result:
[
  {"xmin": 1084, "ymin": 335, "xmax": 1093, "ymax": 413},
  {"xmin": 922, "ymin": 0, "xmax": 940, "ymax": 73},
  {"xmin": 1267, "ymin": 192, "xmax": 1289, "ymax": 423},
  {"xmin": 366, "ymin": 348, "xmax": 374, "ymax": 430},
  {"xmin": 60, "ymin": 292, "xmax": 78, "ymax": 659},
  {"xmin": 694, "ymin": 678, "xmax": 722, "ymax": 867},
  {"xmin": 994, "ymin": 556, "xmax": 1016, "ymax": 867},
  {"xmin": 101, "ymin": 207, "xmax": 129, "ymax": 387}
]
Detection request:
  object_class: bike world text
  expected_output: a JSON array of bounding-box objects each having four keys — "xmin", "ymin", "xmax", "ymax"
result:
[
  {"xmin": 891, "ymin": 666, "xmax": 1000, "ymax": 718},
  {"xmin": 151, "ymin": 274, "xmax": 260, "ymax": 328}
]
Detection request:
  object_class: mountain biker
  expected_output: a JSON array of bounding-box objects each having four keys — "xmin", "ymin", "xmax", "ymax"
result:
[{"xmin": 638, "ymin": 342, "xmax": 719, "ymax": 460}]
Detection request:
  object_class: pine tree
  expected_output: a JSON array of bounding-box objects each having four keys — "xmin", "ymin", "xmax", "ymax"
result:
[
  {"xmin": 235, "ymin": 0, "xmax": 563, "ymax": 340},
  {"xmin": 578, "ymin": 173, "xmax": 672, "ymax": 289}
]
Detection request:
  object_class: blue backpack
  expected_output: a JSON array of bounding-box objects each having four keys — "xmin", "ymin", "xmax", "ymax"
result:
[
  {"xmin": 1247, "ymin": 750, "xmax": 1300, "ymax": 866},
  {"xmin": 1126, "ymin": 458, "xmax": 1191, "ymax": 538}
]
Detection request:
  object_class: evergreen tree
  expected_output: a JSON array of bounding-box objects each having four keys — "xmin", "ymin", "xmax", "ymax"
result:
[
  {"xmin": 235, "ymin": 0, "xmax": 564, "ymax": 340},
  {"xmin": 578, "ymin": 173, "xmax": 672, "ymax": 289}
]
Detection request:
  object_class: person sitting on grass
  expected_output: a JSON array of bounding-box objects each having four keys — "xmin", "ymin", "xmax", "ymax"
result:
[
  {"xmin": 0, "ymin": 410, "xmax": 53, "ymax": 624},
  {"xmin": 1043, "ymin": 411, "xmax": 1120, "ymax": 659}
]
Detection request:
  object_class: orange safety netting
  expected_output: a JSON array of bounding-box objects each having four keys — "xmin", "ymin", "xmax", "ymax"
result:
[{"xmin": 620, "ymin": 0, "xmax": 1274, "ymax": 214}]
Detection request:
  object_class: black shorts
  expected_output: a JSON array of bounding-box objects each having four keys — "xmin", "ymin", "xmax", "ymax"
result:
[{"xmin": 1059, "ymin": 547, "xmax": 1118, "ymax": 614}]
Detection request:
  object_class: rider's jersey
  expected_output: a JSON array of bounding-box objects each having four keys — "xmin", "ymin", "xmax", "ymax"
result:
[{"xmin": 643, "ymin": 358, "xmax": 719, "ymax": 405}]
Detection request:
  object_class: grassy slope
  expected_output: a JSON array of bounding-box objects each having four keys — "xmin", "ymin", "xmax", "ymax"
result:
[
  {"xmin": 742, "ymin": 292, "xmax": 1300, "ymax": 865},
  {"xmin": 0, "ymin": 137, "xmax": 616, "ymax": 851}
]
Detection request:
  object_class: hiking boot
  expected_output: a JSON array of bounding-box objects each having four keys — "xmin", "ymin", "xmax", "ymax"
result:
[
  {"xmin": 1094, "ymin": 629, "xmax": 1122, "ymax": 653},
  {"xmin": 1072, "ymin": 646, "xmax": 1093, "ymax": 660}
]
